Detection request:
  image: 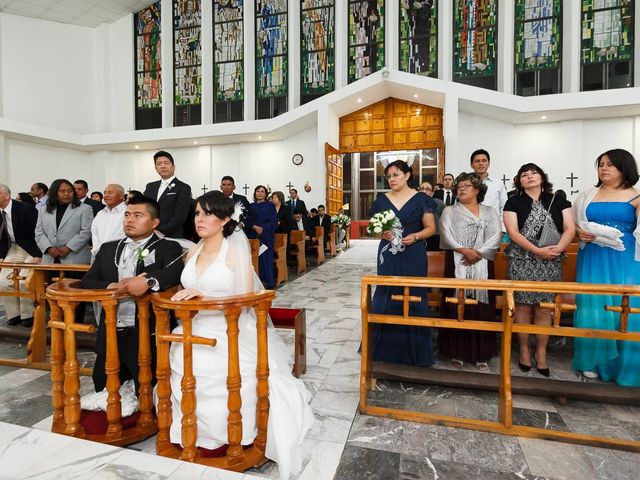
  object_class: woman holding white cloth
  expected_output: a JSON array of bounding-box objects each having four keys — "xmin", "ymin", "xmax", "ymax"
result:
[{"xmin": 572, "ymin": 149, "xmax": 640, "ymax": 386}]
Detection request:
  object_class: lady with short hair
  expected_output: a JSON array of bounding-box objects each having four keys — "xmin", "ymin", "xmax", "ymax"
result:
[{"xmin": 503, "ymin": 164, "xmax": 575, "ymax": 377}]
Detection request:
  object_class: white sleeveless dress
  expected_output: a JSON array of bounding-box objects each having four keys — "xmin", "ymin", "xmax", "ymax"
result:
[{"xmin": 167, "ymin": 239, "xmax": 314, "ymax": 480}]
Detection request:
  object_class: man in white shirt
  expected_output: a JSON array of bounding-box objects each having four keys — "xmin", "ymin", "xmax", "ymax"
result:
[
  {"xmin": 91, "ymin": 184, "xmax": 127, "ymax": 260},
  {"xmin": 30, "ymin": 182, "xmax": 48, "ymax": 210},
  {"xmin": 470, "ymin": 149, "xmax": 507, "ymax": 229}
]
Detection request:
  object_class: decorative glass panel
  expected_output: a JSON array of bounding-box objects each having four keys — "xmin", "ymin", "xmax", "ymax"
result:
[
  {"xmin": 515, "ymin": 0, "xmax": 561, "ymax": 71},
  {"xmin": 453, "ymin": 0, "xmax": 498, "ymax": 78},
  {"xmin": 214, "ymin": 0, "xmax": 244, "ymax": 103},
  {"xmin": 581, "ymin": 0, "xmax": 633, "ymax": 64},
  {"xmin": 135, "ymin": 2, "xmax": 162, "ymax": 110},
  {"xmin": 256, "ymin": 0, "xmax": 288, "ymax": 99},
  {"xmin": 348, "ymin": 0, "xmax": 385, "ymax": 83},
  {"xmin": 173, "ymin": 0, "xmax": 201, "ymax": 107},
  {"xmin": 399, "ymin": 0, "xmax": 437, "ymax": 77},
  {"xmin": 301, "ymin": 0, "xmax": 335, "ymax": 97}
]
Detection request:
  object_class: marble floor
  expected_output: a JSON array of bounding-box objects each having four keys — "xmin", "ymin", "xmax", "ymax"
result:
[{"xmin": 1, "ymin": 239, "xmax": 639, "ymax": 479}]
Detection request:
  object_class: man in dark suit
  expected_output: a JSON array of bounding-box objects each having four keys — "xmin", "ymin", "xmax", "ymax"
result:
[
  {"xmin": 0, "ymin": 183, "xmax": 42, "ymax": 327},
  {"xmin": 143, "ymin": 150, "xmax": 192, "ymax": 238},
  {"xmin": 293, "ymin": 209, "xmax": 315, "ymax": 241},
  {"xmin": 80, "ymin": 196, "xmax": 184, "ymax": 392},
  {"xmin": 433, "ymin": 173, "xmax": 456, "ymax": 206},
  {"xmin": 286, "ymin": 189, "xmax": 307, "ymax": 221},
  {"xmin": 74, "ymin": 179, "xmax": 105, "ymax": 217},
  {"xmin": 313, "ymin": 204, "xmax": 332, "ymax": 244},
  {"xmin": 220, "ymin": 175, "xmax": 255, "ymax": 232}
]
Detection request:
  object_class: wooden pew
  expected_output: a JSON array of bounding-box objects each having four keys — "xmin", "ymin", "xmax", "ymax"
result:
[
  {"xmin": 151, "ymin": 289, "xmax": 276, "ymax": 471},
  {"xmin": 273, "ymin": 233, "xmax": 288, "ymax": 287},
  {"xmin": 289, "ymin": 230, "xmax": 307, "ymax": 274},
  {"xmin": 426, "ymin": 251, "xmax": 446, "ymax": 307},
  {"xmin": 326, "ymin": 224, "xmax": 337, "ymax": 258},
  {"xmin": 269, "ymin": 307, "xmax": 306, "ymax": 377},
  {"xmin": 46, "ymin": 279, "xmax": 157, "ymax": 446},
  {"xmin": 345, "ymin": 225, "xmax": 351, "ymax": 248},
  {"xmin": 312, "ymin": 226, "xmax": 325, "ymax": 266},
  {"xmin": 248, "ymin": 239, "xmax": 260, "ymax": 275},
  {"xmin": 0, "ymin": 262, "xmax": 90, "ymax": 371}
]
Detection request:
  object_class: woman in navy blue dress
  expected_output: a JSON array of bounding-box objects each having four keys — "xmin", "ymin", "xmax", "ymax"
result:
[
  {"xmin": 247, "ymin": 185, "xmax": 277, "ymax": 288},
  {"xmin": 370, "ymin": 160, "xmax": 437, "ymax": 366}
]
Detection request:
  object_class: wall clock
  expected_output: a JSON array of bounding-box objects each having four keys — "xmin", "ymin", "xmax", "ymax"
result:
[{"xmin": 292, "ymin": 153, "xmax": 304, "ymax": 166}]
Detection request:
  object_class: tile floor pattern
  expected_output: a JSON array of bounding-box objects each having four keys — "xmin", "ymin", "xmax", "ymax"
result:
[{"xmin": 0, "ymin": 239, "xmax": 639, "ymax": 479}]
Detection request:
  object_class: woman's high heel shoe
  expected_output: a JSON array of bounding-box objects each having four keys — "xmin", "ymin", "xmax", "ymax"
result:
[
  {"xmin": 537, "ymin": 366, "xmax": 550, "ymax": 377},
  {"xmin": 518, "ymin": 361, "xmax": 531, "ymax": 372}
]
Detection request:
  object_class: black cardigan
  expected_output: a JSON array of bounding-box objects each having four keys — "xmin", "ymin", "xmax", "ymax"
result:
[{"xmin": 503, "ymin": 191, "xmax": 571, "ymax": 234}]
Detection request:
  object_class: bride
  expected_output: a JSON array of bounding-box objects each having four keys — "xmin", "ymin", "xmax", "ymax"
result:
[{"xmin": 167, "ymin": 191, "xmax": 314, "ymax": 480}]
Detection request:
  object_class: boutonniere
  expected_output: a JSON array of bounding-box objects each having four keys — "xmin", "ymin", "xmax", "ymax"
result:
[
  {"xmin": 168, "ymin": 183, "xmax": 176, "ymax": 190},
  {"xmin": 136, "ymin": 247, "xmax": 150, "ymax": 262}
]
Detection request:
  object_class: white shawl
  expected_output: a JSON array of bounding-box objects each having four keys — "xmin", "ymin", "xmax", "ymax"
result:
[{"xmin": 572, "ymin": 187, "xmax": 640, "ymax": 261}]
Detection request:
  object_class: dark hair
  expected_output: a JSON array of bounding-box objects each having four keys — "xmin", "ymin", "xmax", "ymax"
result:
[
  {"xmin": 453, "ymin": 172, "xmax": 488, "ymax": 203},
  {"xmin": 470, "ymin": 149, "xmax": 491, "ymax": 164},
  {"xmin": 128, "ymin": 195, "xmax": 160, "ymax": 219},
  {"xmin": 595, "ymin": 148, "xmax": 639, "ymax": 189},
  {"xmin": 253, "ymin": 185, "xmax": 268, "ymax": 202},
  {"xmin": 290, "ymin": 188, "xmax": 298, "ymax": 194},
  {"xmin": 73, "ymin": 179, "xmax": 88, "ymax": 189},
  {"xmin": 34, "ymin": 182, "xmax": 48, "ymax": 194},
  {"xmin": 293, "ymin": 208, "xmax": 304, "ymax": 216},
  {"xmin": 384, "ymin": 160, "xmax": 413, "ymax": 180},
  {"xmin": 17, "ymin": 192, "xmax": 36, "ymax": 205},
  {"xmin": 153, "ymin": 150, "xmax": 174, "ymax": 165},
  {"xmin": 196, "ymin": 191, "xmax": 239, "ymax": 237},
  {"xmin": 443, "ymin": 173, "xmax": 454, "ymax": 180},
  {"xmin": 272, "ymin": 190, "xmax": 285, "ymax": 203},
  {"xmin": 318, "ymin": 204, "xmax": 326, "ymax": 210},
  {"xmin": 310, "ymin": 208, "xmax": 318, "ymax": 215},
  {"xmin": 126, "ymin": 190, "xmax": 143, "ymax": 204},
  {"xmin": 513, "ymin": 163, "xmax": 554, "ymax": 194},
  {"xmin": 221, "ymin": 175, "xmax": 235, "ymax": 184},
  {"xmin": 46, "ymin": 179, "xmax": 80, "ymax": 213},
  {"xmin": 91, "ymin": 191, "xmax": 104, "ymax": 201}
]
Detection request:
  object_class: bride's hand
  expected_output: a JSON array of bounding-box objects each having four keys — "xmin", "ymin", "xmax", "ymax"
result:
[{"xmin": 171, "ymin": 288, "xmax": 202, "ymax": 301}]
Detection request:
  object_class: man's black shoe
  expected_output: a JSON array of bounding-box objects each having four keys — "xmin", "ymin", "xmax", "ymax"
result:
[
  {"xmin": 7, "ymin": 316, "xmax": 22, "ymax": 326},
  {"xmin": 22, "ymin": 317, "xmax": 34, "ymax": 328}
]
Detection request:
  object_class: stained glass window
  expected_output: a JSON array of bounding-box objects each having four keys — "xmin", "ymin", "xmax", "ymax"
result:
[
  {"xmin": 399, "ymin": 0, "xmax": 437, "ymax": 77},
  {"xmin": 256, "ymin": 0, "xmax": 288, "ymax": 119},
  {"xmin": 581, "ymin": 0, "xmax": 633, "ymax": 90},
  {"xmin": 453, "ymin": 0, "xmax": 498, "ymax": 90},
  {"xmin": 301, "ymin": 0, "xmax": 335, "ymax": 104},
  {"xmin": 134, "ymin": 2, "xmax": 162, "ymax": 130},
  {"xmin": 348, "ymin": 0, "xmax": 385, "ymax": 83},
  {"xmin": 173, "ymin": 0, "xmax": 201, "ymax": 126},
  {"xmin": 214, "ymin": 0, "xmax": 244, "ymax": 122},
  {"xmin": 514, "ymin": 0, "xmax": 562, "ymax": 96}
]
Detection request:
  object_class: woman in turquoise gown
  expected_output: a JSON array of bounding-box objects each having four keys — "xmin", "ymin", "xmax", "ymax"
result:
[
  {"xmin": 572, "ymin": 149, "xmax": 640, "ymax": 387},
  {"xmin": 370, "ymin": 160, "xmax": 437, "ymax": 366}
]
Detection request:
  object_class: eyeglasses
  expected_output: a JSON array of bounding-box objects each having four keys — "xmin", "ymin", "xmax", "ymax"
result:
[{"xmin": 456, "ymin": 183, "xmax": 475, "ymax": 190}]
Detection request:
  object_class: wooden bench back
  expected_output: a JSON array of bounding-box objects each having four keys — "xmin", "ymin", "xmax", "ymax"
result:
[
  {"xmin": 248, "ymin": 239, "xmax": 260, "ymax": 275},
  {"xmin": 150, "ymin": 289, "xmax": 276, "ymax": 471}
]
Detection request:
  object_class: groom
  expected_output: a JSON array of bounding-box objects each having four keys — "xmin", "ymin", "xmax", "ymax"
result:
[{"xmin": 80, "ymin": 196, "xmax": 184, "ymax": 392}]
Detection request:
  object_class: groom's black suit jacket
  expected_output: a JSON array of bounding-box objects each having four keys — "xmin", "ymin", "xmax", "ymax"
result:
[{"xmin": 80, "ymin": 234, "xmax": 184, "ymax": 391}]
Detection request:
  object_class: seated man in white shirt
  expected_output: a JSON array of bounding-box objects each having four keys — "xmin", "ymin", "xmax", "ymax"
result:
[
  {"xmin": 470, "ymin": 148, "xmax": 508, "ymax": 230},
  {"xmin": 91, "ymin": 184, "xmax": 127, "ymax": 261}
]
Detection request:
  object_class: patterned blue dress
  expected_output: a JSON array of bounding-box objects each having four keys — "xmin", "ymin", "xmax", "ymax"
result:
[
  {"xmin": 572, "ymin": 200, "xmax": 640, "ymax": 387},
  {"xmin": 370, "ymin": 192, "xmax": 435, "ymax": 366}
]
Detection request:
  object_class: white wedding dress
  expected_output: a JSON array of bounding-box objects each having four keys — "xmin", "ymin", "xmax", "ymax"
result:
[{"xmin": 167, "ymin": 236, "xmax": 314, "ymax": 480}]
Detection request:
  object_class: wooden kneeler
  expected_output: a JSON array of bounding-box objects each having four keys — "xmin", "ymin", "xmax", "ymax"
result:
[
  {"xmin": 46, "ymin": 279, "xmax": 157, "ymax": 446},
  {"xmin": 151, "ymin": 289, "xmax": 276, "ymax": 471}
]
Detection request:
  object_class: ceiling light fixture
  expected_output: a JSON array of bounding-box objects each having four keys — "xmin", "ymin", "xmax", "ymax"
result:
[
  {"xmin": 134, "ymin": 145, "xmax": 140, "ymax": 149},
  {"xmin": 357, "ymin": 98, "xmax": 362, "ymax": 103},
  {"xmin": 541, "ymin": 115, "xmax": 547, "ymax": 120}
]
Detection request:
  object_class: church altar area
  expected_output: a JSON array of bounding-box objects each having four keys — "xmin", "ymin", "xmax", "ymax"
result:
[{"xmin": 0, "ymin": 240, "xmax": 639, "ymax": 479}]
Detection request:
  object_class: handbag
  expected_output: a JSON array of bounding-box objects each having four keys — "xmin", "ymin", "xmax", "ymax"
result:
[{"xmin": 537, "ymin": 194, "xmax": 562, "ymax": 247}]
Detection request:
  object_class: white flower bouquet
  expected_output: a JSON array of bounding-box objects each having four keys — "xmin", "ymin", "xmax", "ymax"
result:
[
  {"xmin": 367, "ymin": 209, "xmax": 405, "ymax": 262},
  {"xmin": 331, "ymin": 213, "xmax": 351, "ymax": 227}
]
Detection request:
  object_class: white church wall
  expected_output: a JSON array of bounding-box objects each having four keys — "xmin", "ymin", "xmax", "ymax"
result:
[
  {"xmin": 106, "ymin": 14, "xmax": 135, "ymax": 133},
  {"xmin": 0, "ymin": 14, "xmax": 100, "ymax": 134}
]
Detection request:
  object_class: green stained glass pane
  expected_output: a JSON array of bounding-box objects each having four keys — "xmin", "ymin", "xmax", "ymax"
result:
[
  {"xmin": 214, "ymin": 0, "xmax": 244, "ymax": 103},
  {"xmin": 301, "ymin": 1, "xmax": 335, "ymax": 95},
  {"xmin": 256, "ymin": 1, "xmax": 288, "ymax": 98},
  {"xmin": 581, "ymin": 1, "xmax": 633, "ymax": 64},
  {"xmin": 514, "ymin": 0, "xmax": 562, "ymax": 72},
  {"xmin": 399, "ymin": 1, "xmax": 438, "ymax": 77},
  {"xmin": 453, "ymin": 0, "xmax": 498, "ymax": 78},
  {"xmin": 173, "ymin": 0, "xmax": 201, "ymax": 106},
  {"xmin": 348, "ymin": 0, "xmax": 385, "ymax": 83}
]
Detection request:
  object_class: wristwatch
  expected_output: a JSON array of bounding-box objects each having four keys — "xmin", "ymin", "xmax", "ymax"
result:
[{"xmin": 146, "ymin": 277, "xmax": 159, "ymax": 290}]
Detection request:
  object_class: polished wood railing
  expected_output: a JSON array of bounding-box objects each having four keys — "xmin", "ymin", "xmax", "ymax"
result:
[
  {"xmin": 46, "ymin": 279, "xmax": 157, "ymax": 446},
  {"xmin": 360, "ymin": 275, "xmax": 640, "ymax": 452},
  {"xmin": 0, "ymin": 262, "xmax": 90, "ymax": 370},
  {"xmin": 150, "ymin": 288, "xmax": 276, "ymax": 471}
]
